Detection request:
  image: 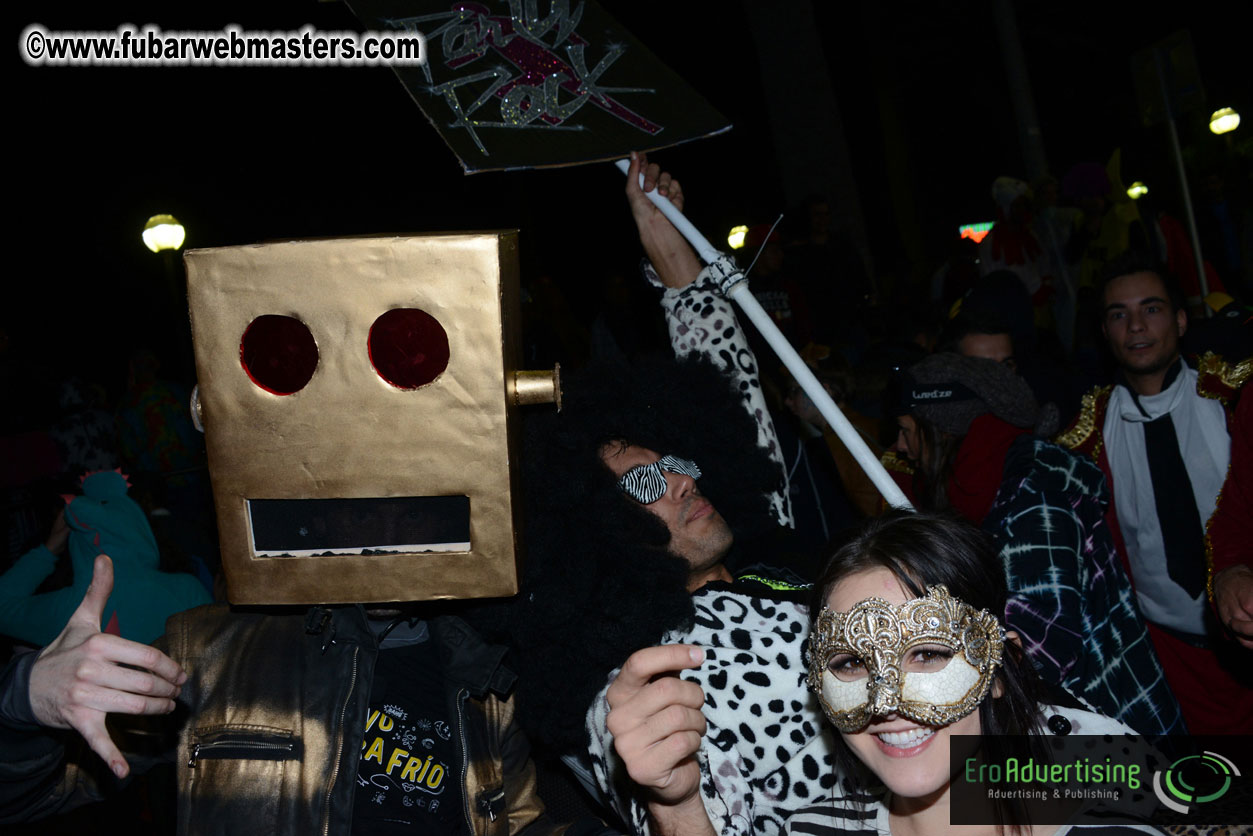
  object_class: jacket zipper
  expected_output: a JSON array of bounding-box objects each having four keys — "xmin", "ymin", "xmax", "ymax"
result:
[
  {"xmin": 459, "ymin": 688, "xmax": 477, "ymax": 834},
  {"xmin": 322, "ymin": 644, "xmax": 360, "ymax": 836},
  {"xmin": 187, "ymin": 736, "xmax": 295, "ymax": 768}
]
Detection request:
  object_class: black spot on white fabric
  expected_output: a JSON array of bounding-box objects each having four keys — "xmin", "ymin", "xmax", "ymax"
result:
[{"xmin": 585, "ymin": 588, "xmax": 828, "ymax": 836}]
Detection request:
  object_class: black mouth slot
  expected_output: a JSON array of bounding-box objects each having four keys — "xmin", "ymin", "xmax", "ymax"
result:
[{"xmin": 247, "ymin": 496, "xmax": 470, "ymax": 556}]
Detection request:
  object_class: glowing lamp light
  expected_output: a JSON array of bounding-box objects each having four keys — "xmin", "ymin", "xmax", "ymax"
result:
[
  {"xmin": 727, "ymin": 225, "xmax": 749, "ymax": 250},
  {"xmin": 1210, "ymin": 108, "xmax": 1240, "ymax": 135},
  {"xmin": 143, "ymin": 214, "xmax": 186, "ymax": 253},
  {"xmin": 959, "ymin": 221, "xmax": 993, "ymax": 244},
  {"xmin": 1127, "ymin": 181, "xmax": 1149, "ymax": 200}
]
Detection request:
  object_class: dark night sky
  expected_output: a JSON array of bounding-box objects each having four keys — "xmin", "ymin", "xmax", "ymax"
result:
[{"xmin": 8, "ymin": 1, "xmax": 1248, "ymax": 394}]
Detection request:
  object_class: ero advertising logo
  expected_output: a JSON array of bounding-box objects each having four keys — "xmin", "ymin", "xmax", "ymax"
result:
[
  {"xmin": 1152, "ymin": 750, "xmax": 1241, "ymax": 815},
  {"xmin": 951, "ymin": 734, "xmax": 1252, "ymax": 827}
]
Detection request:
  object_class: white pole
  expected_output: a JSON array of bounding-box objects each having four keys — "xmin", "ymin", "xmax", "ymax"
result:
[
  {"xmin": 1152, "ymin": 49, "xmax": 1210, "ymax": 311},
  {"xmin": 616, "ymin": 159, "xmax": 913, "ymax": 510}
]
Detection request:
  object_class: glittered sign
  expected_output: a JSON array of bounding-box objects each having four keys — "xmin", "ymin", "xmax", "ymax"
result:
[{"xmin": 346, "ymin": 0, "xmax": 730, "ymax": 172}]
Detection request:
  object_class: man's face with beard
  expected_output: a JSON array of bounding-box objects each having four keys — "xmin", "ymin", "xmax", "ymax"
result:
[{"xmin": 600, "ymin": 443, "xmax": 734, "ymax": 579}]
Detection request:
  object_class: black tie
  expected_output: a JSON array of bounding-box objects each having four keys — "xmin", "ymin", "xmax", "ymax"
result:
[{"xmin": 1142, "ymin": 413, "xmax": 1206, "ymax": 599}]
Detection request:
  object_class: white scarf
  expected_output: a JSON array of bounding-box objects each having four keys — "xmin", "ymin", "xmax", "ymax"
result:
[{"xmin": 1103, "ymin": 360, "xmax": 1229, "ymax": 634}]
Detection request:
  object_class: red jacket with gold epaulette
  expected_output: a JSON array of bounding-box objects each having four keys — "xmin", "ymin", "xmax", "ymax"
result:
[
  {"xmin": 1206, "ymin": 368, "xmax": 1253, "ymax": 603},
  {"xmin": 1054, "ymin": 353, "xmax": 1252, "ymax": 604}
]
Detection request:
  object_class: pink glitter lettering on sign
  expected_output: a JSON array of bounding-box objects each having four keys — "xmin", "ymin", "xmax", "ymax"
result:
[
  {"xmin": 470, "ymin": 9, "xmax": 659, "ymax": 132},
  {"xmin": 409, "ymin": 2, "xmax": 661, "ymax": 154}
]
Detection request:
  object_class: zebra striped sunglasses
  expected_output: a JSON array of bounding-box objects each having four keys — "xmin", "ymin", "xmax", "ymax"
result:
[{"xmin": 618, "ymin": 455, "xmax": 702, "ymax": 504}]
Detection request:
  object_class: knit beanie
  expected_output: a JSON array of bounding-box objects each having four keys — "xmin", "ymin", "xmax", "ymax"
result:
[{"xmin": 902, "ymin": 353, "xmax": 1041, "ymax": 436}]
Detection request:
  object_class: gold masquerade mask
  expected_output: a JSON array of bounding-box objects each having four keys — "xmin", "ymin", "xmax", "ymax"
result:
[{"xmin": 806, "ymin": 585, "xmax": 1004, "ymax": 732}]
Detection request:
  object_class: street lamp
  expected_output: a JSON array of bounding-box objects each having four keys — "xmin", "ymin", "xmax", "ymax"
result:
[
  {"xmin": 142, "ymin": 213, "xmax": 192, "ymax": 374},
  {"xmin": 142, "ymin": 214, "xmax": 186, "ymax": 253},
  {"xmin": 1209, "ymin": 107, "xmax": 1240, "ymax": 135}
]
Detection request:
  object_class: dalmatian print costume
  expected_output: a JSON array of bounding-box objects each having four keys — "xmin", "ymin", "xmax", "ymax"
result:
[
  {"xmin": 586, "ymin": 584, "xmax": 839, "ymax": 836},
  {"xmin": 577, "ymin": 258, "xmax": 827, "ymax": 834},
  {"xmin": 646, "ymin": 257, "xmax": 793, "ymax": 528}
]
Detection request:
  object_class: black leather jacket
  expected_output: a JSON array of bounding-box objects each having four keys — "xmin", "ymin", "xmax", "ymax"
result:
[{"xmin": 1, "ymin": 604, "xmax": 578, "ymax": 836}]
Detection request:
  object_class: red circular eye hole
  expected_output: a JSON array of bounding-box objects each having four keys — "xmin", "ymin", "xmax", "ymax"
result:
[
  {"xmin": 240, "ymin": 315, "xmax": 319, "ymax": 395},
  {"xmin": 368, "ymin": 308, "xmax": 450, "ymax": 390}
]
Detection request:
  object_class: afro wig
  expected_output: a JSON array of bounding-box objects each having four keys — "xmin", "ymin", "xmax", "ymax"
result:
[{"xmin": 508, "ymin": 353, "xmax": 783, "ymax": 753}]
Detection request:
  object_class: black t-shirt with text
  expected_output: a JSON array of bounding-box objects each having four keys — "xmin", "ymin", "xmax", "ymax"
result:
[{"xmin": 352, "ymin": 633, "xmax": 465, "ymax": 835}]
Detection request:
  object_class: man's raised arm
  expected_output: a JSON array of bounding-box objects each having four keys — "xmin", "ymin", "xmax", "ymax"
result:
[
  {"xmin": 623, "ymin": 151, "xmax": 793, "ymax": 527},
  {"xmin": 624, "ymin": 151, "xmax": 704, "ymax": 290}
]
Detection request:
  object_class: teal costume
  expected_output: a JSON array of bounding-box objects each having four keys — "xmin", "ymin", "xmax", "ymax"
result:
[{"xmin": 0, "ymin": 470, "xmax": 211, "ymax": 645}]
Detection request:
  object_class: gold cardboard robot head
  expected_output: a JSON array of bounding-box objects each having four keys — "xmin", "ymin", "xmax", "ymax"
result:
[{"xmin": 186, "ymin": 232, "xmax": 550, "ymax": 605}]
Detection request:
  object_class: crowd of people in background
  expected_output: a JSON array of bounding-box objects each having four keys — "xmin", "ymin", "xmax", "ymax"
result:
[{"xmin": 1, "ymin": 145, "xmax": 1250, "ymax": 835}]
